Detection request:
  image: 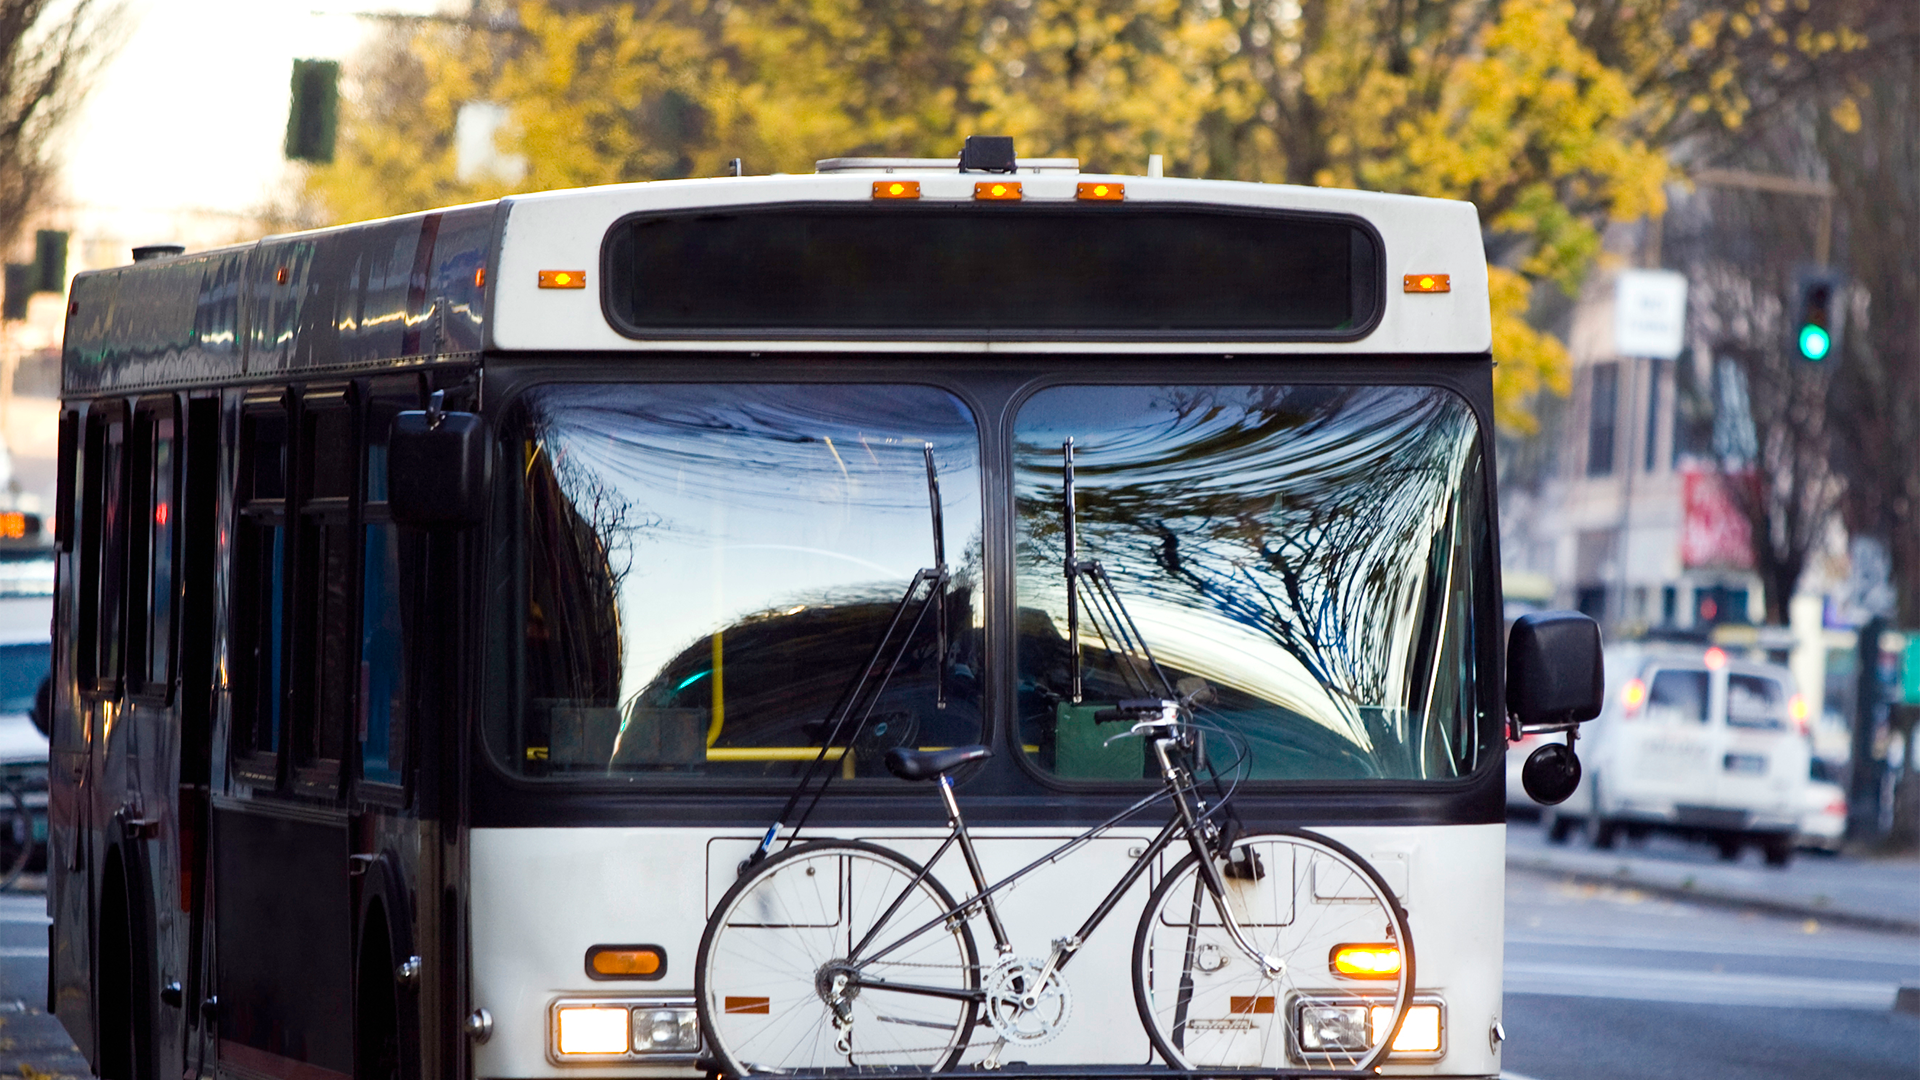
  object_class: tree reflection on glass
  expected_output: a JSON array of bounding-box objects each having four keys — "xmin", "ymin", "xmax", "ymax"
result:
[{"xmin": 1015, "ymin": 385, "xmax": 1489, "ymax": 781}]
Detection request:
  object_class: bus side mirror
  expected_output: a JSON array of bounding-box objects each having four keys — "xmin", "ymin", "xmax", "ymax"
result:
[
  {"xmin": 1506, "ymin": 611, "xmax": 1603, "ymax": 730},
  {"xmin": 389, "ymin": 394, "xmax": 489, "ymax": 528},
  {"xmin": 1506, "ymin": 611, "xmax": 1603, "ymax": 806}
]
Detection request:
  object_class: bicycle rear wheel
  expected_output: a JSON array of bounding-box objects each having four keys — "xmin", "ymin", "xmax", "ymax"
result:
[
  {"xmin": 697, "ymin": 839, "xmax": 980, "ymax": 1075},
  {"xmin": 1133, "ymin": 830, "xmax": 1413, "ymax": 1073}
]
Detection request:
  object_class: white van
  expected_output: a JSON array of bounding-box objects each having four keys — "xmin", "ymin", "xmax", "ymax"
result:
[{"xmin": 1534, "ymin": 643, "xmax": 1811, "ymax": 866}]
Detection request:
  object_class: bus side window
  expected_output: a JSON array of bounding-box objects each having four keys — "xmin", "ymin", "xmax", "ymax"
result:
[
  {"xmin": 80, "ymin": 406, "xmax": 128, "ymax": 693},
  {"xmin": 292, "ymin": 392, "xmax": 357, "ymax": 786},
  {"xmin": 131, "ymin": 399, "xmax": 178, "ymax": 698},
  {"xmin": 234, "ymin": 405, "xmax": 289, "ymax": 775},
  {"xmin": 358, "ymin": 388, "xmax": 415, "ymax": 791}
]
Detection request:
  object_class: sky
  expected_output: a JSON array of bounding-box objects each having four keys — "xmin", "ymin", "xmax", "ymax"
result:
[{"xmin": 60, "ymin": 0, "xmax": 442, "ymax": 237}]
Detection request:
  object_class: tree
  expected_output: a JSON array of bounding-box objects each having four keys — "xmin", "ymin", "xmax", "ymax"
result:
[
  {"xmin": 0, "ymin": 0, "xmax": 120, "ymax": 255},
  {"xmin": 306, "ymin": 0, "xmax": 1872, "ymax": 429},
  {"xmin": 1660, "ymin": 113, "xmax": 1847, "ymax": 626}
]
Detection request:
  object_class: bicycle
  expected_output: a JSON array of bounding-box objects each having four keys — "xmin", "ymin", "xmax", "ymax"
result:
[{"xmin": 695, "ymin": 698, "xmax": 1414, "ymax": 1076}]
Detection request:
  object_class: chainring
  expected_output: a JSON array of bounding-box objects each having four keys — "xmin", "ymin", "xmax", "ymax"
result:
[{"xmin": 981, "ymin": 956, "xmax": 1072, "ymax": 1045}]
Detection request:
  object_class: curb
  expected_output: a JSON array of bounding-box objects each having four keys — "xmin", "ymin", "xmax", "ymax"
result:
[{"xmin": 1507, "ymin": 858, "xmax": 1920, "ymax": 936}]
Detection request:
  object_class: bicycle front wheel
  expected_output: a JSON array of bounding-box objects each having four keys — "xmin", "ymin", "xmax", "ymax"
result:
[
  {"xmin": 1133, "ymin": 830, "xmax": 1413, "ymax": 1073},
  {"xmin": 697, "ymin": 840, "xmax": 980, "ymax": 1075}
]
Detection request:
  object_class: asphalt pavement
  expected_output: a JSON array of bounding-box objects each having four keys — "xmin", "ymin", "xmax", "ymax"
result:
[
  {"xmin": 0, "ymin": 884, "xmax": 86, "ymax": 1080},
  {"xmin": 1502, "ymin": 818, "xmax": 1920, "ymax": 1080},
  {"xmin": 1506, "ymin": 816, "xmax": 1920, "ymax": 934}
]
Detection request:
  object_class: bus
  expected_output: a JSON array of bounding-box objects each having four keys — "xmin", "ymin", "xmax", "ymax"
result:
[{"xmin": 48, "ymin": 138, "xmax": 1598, "ymax": 1080}]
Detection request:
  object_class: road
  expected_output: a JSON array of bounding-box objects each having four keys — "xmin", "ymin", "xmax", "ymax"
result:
[
  {"xmin": 1, "ymin": 835, "xmax": 1915, "ymax": 1080},
  {"xmin": 1, "ymin": 882, "xmax": 87, "ymax": 1080},
  {"xmin": 1501, "ymin": 821, "xmax": 1920, "ymax": 1080}
]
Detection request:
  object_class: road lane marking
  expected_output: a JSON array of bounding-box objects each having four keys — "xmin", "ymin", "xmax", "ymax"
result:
[{"xmin": 1505, "ymin": 961, "xmax": 1898, "ymax": 1009}]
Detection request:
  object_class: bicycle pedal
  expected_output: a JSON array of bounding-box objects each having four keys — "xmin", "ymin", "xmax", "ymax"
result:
[{"xmin": 1222, "ymin": 848, "xmax": 1265, "ymax": 880}]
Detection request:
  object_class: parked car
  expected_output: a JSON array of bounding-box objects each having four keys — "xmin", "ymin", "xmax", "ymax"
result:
[
  {"xmin": 0, "ymin": 595, "xmax": 51, "ymax": 878},
  {"xmin": 1526, "ymin": 642, "xmax": 1810, "ymax": 866},
  {"xmin": 1798, "ymin": 757, "xmax": 1848, "ymax": 853}
]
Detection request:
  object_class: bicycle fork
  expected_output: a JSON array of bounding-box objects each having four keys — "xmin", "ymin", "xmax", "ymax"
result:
[{"xmin": 1153, "ymin": 738, "xmax": 1286, "ymax": 979}]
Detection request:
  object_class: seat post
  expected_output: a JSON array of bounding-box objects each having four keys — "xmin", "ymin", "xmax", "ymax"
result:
[{"xmin": 939, "ymin": 774, "xmax": 1010, "ymax": 953}]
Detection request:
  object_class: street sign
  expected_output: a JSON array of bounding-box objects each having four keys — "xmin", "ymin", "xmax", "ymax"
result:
[{"xmin": 1614, "ymin": 269, "xmax": 1689, "ymax": 359}]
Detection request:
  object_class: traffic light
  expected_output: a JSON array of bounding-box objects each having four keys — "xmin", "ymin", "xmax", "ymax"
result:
[
  {"xmin": 285, "ymin": 59, "xmax": 340, "ymax": 164},
  {"xmin": 33, "ymin": 230, "xmax": 66, "ymax": 293},
  {"xmin": 1792, "ymin": 270, "xmax": 1844, "ymax": 362}
]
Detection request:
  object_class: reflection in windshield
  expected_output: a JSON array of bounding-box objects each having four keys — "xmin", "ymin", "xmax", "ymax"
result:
[
  {"xmin": 488, "ymin": 384, "xmax": 983, "ymax": 781},
  {"xmin": 1015, "ymin": 385, "xmax": 1489, "ymax": 781}
]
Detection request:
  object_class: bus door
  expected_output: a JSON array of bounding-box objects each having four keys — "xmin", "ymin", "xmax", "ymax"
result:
[
  {"xmin": 47, "ymin": 405, "xmax": 95, "ymax": 1053},
  {"xmin": 174, "ymin": 396, "xmax": 220, "ymax": 1051},
  {"xmin": 213, "ymin": 389, "xmax": 357, "ymax": 1080}
]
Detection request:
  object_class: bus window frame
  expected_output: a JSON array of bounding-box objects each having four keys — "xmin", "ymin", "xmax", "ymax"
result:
[
  {"xmin": 128, "ymin": 394, "xmax": 180, "ymax": 705},
  {"xmin": 288, "ymin": 385, "xmax": 361, "ymax": 798},
  {"xmin": 232, "ymin": 392, "xmax": 292, "ymax": 788},
  {"xmin": 997, "ymin": 370, "xmax": 1507, "ymax": 796},
  {"xmin": 79, "ymin": 400, "xmax": 130, "ymax": 698},
  {"xmin": 353, "ymin": 374, "xmax": 423, "ymax": 806},
  {"xmin": 479, "ymin": 368, "xmax": 994, "ymax": 790}
]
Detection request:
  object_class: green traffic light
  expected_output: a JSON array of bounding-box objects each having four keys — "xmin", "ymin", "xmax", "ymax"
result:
[{"xmin": 1798, "ymin": 324, "xmax": 1831, "ymax": 360}]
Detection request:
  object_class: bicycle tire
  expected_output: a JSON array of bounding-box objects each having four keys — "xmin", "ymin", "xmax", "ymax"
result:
[
  {"xmin": 0, "ymin": 779, "xmax": 33, "ymax": 891},
  {"xmin": 1132, "ymin": 829, "xmax": 1413, "ymax": 1074},
  {"xmin": 697, "ymin": 839, "xmax": 980, "ymax": 1076}
]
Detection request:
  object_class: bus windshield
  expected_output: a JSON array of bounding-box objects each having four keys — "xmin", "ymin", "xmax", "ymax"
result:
[
  {"xmin": 1014, "ymin": 384, "xmax": 1490, "ymax": 782},
  {"xmin": 487, "ymin": 383, "xmax": 984, "ymax": 781}
]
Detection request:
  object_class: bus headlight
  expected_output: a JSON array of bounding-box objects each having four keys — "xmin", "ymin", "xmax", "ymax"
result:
[
  {"xmin": 556, "ymin": 1006, "xmax": 629, "ymax": 1055},
  {"xmin": 550, "ymin": 998, "xmax": 702, "ymax": 1061},
  {"xmin": 1298, "ymin": 1004, "xmax": 1368, "ymax": 1052},
  {"xmin": 634, "ymin": 1007, "xmax": 700, "ymax": 1052}
]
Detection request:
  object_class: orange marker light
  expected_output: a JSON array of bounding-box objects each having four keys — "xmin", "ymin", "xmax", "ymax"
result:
[
  {"xmin": 0, "ymin": 512, "xmax": 25, "ymax": 539},
  {"xmin": 872, "ymin": 179, "xmax": 921, "ymax": 199},
  {"xmin": 1330, "ymin": 943, "xmax": 1403, "ymax": 978},
  {"xmin": 275, "ymin": 267, "xmax": 290, "ymax": 285},
  {"xmin": 974, "ymin": 181, "xmax": 1022, "ymax": 201},
  {"xmin": 587, "ymin": 946, "xmax": 663, "ymax": 978},
  {"xmin": 1403, "ymin": 273, "xmax": 1451, "ymax": 293},
  {"xmin": 474, "ymin": 266, "xmax": 487, "ymax": 288},
  {"xmin": 1076, "ymin": 182, "xmax": 1124, "ymax": 201},
  {"xmin": 539, "ymin": 270, "xmax": 587, "ymax": 289}
]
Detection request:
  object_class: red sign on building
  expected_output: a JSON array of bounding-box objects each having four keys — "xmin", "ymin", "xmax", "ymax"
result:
[{"xmin": 1681, "ymin": 468, "xmax": 1754, "ymax": 570}]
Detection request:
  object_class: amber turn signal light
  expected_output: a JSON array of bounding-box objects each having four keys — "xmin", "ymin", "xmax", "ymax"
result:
[
  {"xmin": 1076, "ymin": 182, "xmax": 1124, "ymax": 201},
  {"xmin": 1330, "ymin": 943, "xmax": 1402, "ymax": 978},
  {"xmin": 974, "ymin": 181, "xmax": 1022, "ymax": 201},
  {"xmin": 587, "ymin": 945, "xmax": 666, "ymax": 979},
  {"xmin": 872, "ymin": 180, "xmax": 921, "ymax": 199},
  {"xmin": 1403, "ymin": 273, "xmax": 1450, "ymax": 293},
  {"xmin": 539, "ymin": 270, "xmax": 587, "ymax": 289}
]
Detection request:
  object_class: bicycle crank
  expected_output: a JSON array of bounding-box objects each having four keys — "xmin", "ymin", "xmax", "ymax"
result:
[{"xmin": 981, "ymin": 956, "xmax": 1071, "ymax": 1045}]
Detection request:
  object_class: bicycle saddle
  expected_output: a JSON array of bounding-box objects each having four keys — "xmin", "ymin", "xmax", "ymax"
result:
[{"xmin": 883, "ymin": 745, "xmax": 991, "ymax": 781}]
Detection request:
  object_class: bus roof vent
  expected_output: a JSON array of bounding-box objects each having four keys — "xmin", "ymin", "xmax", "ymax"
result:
[{"xmin": 131, "ymin": 244, "xmax": 186, "ymax": 261}]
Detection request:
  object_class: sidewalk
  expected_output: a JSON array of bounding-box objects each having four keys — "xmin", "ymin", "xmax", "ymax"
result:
[{"xmin": 1506, "ymin": 818, "xmax": 1920, "ymax": 934}]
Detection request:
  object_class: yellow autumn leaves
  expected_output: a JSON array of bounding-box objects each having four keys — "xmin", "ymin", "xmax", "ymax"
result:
[{"xmin": 304, "ymin": 0, "xmax": 1845, "ymax": 427}]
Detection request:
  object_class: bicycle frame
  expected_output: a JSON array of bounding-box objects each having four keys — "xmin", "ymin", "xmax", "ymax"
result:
[{"xmin": 838, "ymin": 726, "xmax": 1272, "ymax": 1010}]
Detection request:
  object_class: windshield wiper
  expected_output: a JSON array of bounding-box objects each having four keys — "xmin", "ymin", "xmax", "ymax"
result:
[
  {"xmin": 747, "ymin": 443, "xmax": 951, "ymax": 871},
  {"xmin": 1063, "ymin": 437, "xmax": 1174, "ymax": 702}
]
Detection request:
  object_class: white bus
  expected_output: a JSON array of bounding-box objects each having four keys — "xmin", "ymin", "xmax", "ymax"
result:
[{"xmin": 48, "ymin": 137, "xmax": 1599, "ymax": 1080}]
